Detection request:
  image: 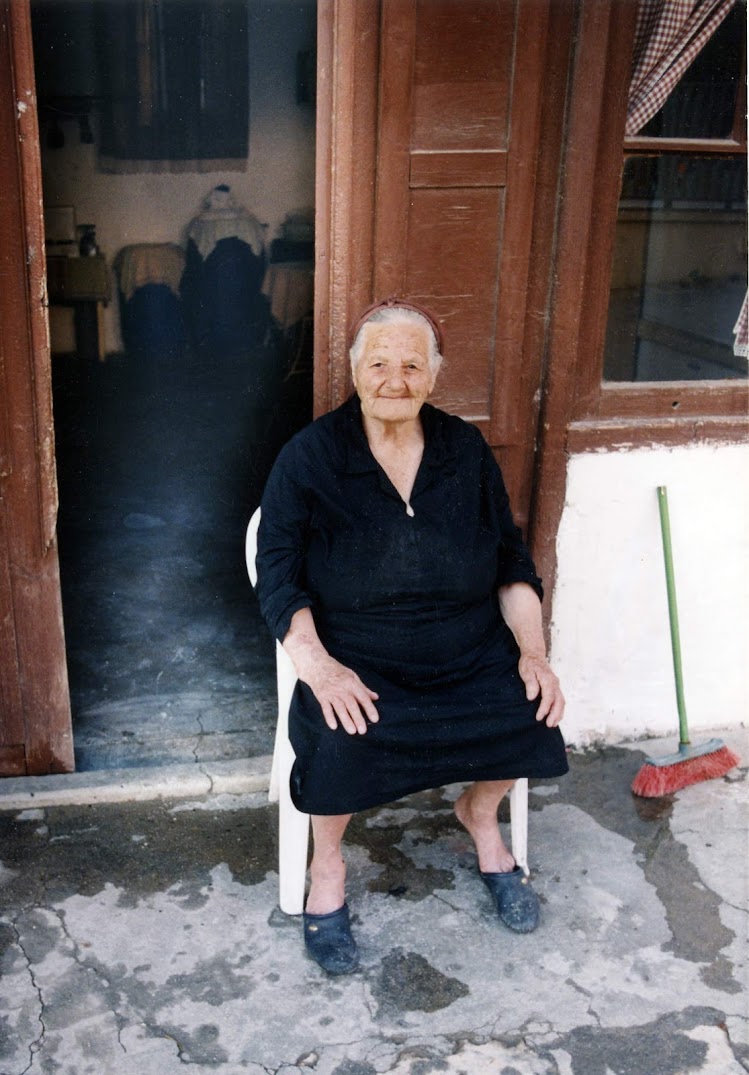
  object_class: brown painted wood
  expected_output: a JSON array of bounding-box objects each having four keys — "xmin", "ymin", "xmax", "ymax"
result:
[
  {"xmin": 567, "ymin": 415, "xmax": 749, "ymax": 452},
  {"xmin": 313, "ymin": 0, "xmax": 380, "ymax": 417},
  {"xmin": 372, "ymin": 0, "xmax": 417, "ymax": 301},
  {"xmin": 597, "ymin": 382, "xmax": 749, "ymax": 419},
  {"xmin": 312, "ymin": 0, "xmax": 335, "ymax": 418},
  {"xmin": 532, "ymin": 0, "xmax": 639, "ymax": 621},
  {"xmin": 0, "ymin": 746, "xmax": 26, "ymax": 777},
  {"xmin": 411, "ymin": 0, "xmax": 515, "ymax": 152},
  {"xmin": 409, "ymin": 150, "xmax": 508, "ymax": 188},
  {"xmin": 404, "ymin": 185, "xmax": 505, "ymax": 418},
  {"xmin": 523, "ymin": 0, "xmax": 576, "ymax": 552},
  {"xmin": 623, "ymin": 136, "xmax": 746, "ymax": 155},
  {"xmin": 491, "ymin": 0, "xmax": 551, "ymax": 445},
  {"xmin": 0, "ymin": 0, "xmax": 74, "ymax": 775}
]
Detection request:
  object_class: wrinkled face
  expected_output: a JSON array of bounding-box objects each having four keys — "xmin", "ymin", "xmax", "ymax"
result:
[{"xmin": 352, "ymin": 322, "xmax": 437, "ymax": 424}]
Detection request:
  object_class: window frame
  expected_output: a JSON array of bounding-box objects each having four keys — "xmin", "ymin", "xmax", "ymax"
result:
[
  {"xmin": 555, "ymin": 1, "xmax": 748, "ymax": 440},
  {"xmin": 530, "ymin": 0, "xmax": 748, "ymax": 610}
]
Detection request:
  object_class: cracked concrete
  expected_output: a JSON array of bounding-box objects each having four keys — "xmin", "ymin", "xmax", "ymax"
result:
[
  {"xmin": 0, "ymin": 728, "xmax": 746, "ymax": 1075},
  {"xmin": 72, "ymin": 692, "xmax": 277, "ymax": 772}
]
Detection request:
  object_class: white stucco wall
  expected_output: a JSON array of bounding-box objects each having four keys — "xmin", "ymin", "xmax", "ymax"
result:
[
  {"xmin": 40, "ymin": 0, "xmax": 316, "ymax": 353},
  {"xmin": 550, "ymin": 441, "xmax": 749, "ymax": 747}
]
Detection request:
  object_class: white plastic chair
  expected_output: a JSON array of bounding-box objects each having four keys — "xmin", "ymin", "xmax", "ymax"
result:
[{"xmin": 246, "ymin": 507, "xmax": 529, "ymax": 915}]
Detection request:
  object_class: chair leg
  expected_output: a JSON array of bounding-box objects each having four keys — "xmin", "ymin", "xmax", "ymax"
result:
[
  {"xmin": 509, "ymin": 778, "xmax": 529, "ymax": 875},
  {"xmin": 274, "ymin": 654, "xmax": 309, "ymax": 914},
  {"xmin": 268, "ymin": 712, "xmax": 284, "ymax": 804},
  {"xmin": 249, "ymin": 521, "xmax": 310, "ymax": 912},
  {"xmin": 274, "ymin": 726, "xmax": 310, "ymax": 914},
  {"xmin": 278, "ymin": 789, "xmax": 310, "ymax": 915}
]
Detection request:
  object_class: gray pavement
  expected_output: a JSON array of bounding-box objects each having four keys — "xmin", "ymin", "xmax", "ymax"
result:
[
  {"xmin": 72, "ymin": 690, "xmax": 277, "ymax": 772},
  {"xmin": 1, "ymin": 728, "xmax": 747, "ymax": 1075}
]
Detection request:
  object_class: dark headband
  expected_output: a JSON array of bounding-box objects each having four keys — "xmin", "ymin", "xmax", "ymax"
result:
[{"xmin": 349, "ymin": 297, "xmax": 444, "ymax": 354}]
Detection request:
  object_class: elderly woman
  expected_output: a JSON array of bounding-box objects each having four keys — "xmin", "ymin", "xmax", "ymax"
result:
[{"xmin": 255, "ymin": 298, "xmax": 567, "ymax": 975}]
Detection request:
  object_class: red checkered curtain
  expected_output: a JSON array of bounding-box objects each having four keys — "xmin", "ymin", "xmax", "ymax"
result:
[
  {"xmin": 733, "ymin": 293, "xmax": 748, "ymax": 358},
  {"xmin": 626, "ymin": 0, "xmax": 737, "ymax": 136}
]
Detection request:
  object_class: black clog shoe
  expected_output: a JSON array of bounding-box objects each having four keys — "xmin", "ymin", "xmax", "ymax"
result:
[
  {"xmin": 480, "ymin": 866, "xmax": 540, "ymax": 933},
  {"xmin": 303, "ymin": 902, "xmax": 359, "ymax": 975}
]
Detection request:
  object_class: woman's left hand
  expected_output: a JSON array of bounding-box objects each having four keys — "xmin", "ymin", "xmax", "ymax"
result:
[{"xmin": 518, "ymin": 654, "xmax": 565, "ymax": 727}]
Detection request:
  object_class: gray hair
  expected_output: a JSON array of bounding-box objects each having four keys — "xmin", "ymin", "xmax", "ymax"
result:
[{"xmin": 349, "ymin": 307, "xmax": 443, "ymax": 375}]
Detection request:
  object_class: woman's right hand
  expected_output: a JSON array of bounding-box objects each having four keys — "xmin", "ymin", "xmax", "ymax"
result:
[
  {"xmin": 302, "ymin": 654, "xmax": 380, "ymax": 735},
  {"xmin": 283, "ymin": 608, "xmax": 379, "ymax": 735}
]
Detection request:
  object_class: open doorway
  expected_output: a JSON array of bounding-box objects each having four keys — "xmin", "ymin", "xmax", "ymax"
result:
[{"xmin": 31, "ymin": 0, "xmax": 316, "ymax": 770}]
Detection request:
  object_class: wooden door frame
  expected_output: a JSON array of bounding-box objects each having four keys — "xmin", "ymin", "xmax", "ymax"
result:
[
  {"xmin": 0, "ymin": 0, "xmax": 73, "ymax": 775},
  {"xmin": 313, "ymin": 0, "xmax": 380, "ymax": 419}
]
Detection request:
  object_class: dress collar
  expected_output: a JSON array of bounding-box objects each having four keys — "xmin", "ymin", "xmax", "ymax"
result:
[{"xmin": 340, "ymin": 394, "xmax": 457, "ymax": 476}]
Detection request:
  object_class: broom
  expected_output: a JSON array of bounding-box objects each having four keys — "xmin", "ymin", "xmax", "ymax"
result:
[{"xmin": 631, "ymin": 485, "xmax": 740, "ymax": 798}]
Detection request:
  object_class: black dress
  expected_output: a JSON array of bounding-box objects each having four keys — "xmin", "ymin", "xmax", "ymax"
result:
[{"xmin": 255, "ymin": 395, "xmax": 568, "ymax": 814}]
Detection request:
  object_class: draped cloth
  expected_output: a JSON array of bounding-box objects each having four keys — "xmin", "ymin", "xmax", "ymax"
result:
[
  {"xmin": 115, "ymin": 244, "xmax": 186, "ymax": 302},
  {"xmin": 626, "ymin": 0, "xmax": 737, "ymax": 135},
  {"xmin": 732, "ymin": 293, "xmax": 748, "ymax": 359}
]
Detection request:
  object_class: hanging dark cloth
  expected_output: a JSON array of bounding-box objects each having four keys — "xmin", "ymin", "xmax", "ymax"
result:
[{"xmin": 96, "ymin": 0, "xmax": 249, "ymax": 166}]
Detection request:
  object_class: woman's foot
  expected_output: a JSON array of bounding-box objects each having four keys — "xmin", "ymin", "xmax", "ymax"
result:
[
  {"xmin": 454, "ymin": 783, "xmax": 516, "ymax": 873},
  {"xmin": 305, "ymin": 849, "xmax": 346, "ymax": 915},
  {"xmin": 481, "ymin": 868, "xmax": 540, "ymax": 933},
  {"xmin": 303, "ymin": 903, "xmax": 359, "ymax": 975}
]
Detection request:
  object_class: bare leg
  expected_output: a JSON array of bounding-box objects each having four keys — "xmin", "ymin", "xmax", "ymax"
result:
[
  {"xmin": 454, "ymin": 780, "xmax": 516, "ymax": 873},
  {"xmin": 305, "ymin": 813, "xmax": 353, "ymax": 914}
]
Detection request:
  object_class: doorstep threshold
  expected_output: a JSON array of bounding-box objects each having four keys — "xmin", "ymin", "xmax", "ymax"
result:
[{"xmin": 0, "ymin": 755, "xmax": 273, "ymax": 811}]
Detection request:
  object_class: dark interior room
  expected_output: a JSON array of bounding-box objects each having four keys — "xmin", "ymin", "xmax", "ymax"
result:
[{"xmin": 31, "ymin": 0, "xmax": 317, "ymax": 770}]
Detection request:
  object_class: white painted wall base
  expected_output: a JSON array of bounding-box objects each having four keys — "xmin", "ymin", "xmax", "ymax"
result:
[{"xmin": 550, "ymin": 441, "xmax": 748, "ymax": 747}]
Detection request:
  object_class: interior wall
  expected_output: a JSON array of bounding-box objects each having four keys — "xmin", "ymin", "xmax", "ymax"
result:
[
  {"xmin": 610, "ymin": 212, "xmax": 747, "ymax": 289},
  {"xmin": 550, "ymin": 441, "xmax": 748, "ymax": 746},
  {"xmin": 39, "ymin": 0, "xmax": 316, "ymax": 353}
]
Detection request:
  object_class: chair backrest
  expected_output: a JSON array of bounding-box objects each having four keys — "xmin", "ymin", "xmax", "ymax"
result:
[
  {"xmin": 246, "ymin": 507, "xmax": 262, "ymax": 587},
  {"xmin": 245, "ymin": 503, "xmax": 298, "ymax": 688},
  {"xmin": 246, "ymin": 504, "xmax": 299, "ymax": 762}
]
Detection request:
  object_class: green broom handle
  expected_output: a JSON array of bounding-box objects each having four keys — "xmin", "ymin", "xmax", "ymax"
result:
[{"xmin": 657, "ymin": 486, "xmax": 690, "ymax": 747}]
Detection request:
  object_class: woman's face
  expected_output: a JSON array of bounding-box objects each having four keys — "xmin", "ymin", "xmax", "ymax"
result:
[{"xmin": 352, "ymin": 322, "xmax": 437, "ymax": 425}]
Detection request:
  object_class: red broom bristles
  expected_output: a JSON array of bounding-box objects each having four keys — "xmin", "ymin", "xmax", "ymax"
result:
[{"xmin": 631, "ymin": 745, "xmax": 740, "ymax": 798}]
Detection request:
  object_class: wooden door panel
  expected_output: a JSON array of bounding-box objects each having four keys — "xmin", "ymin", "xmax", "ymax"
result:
[
  {"xmin": 374, "ymin": 0, "xmax": 552, "ymax": 518},
  {"xmin": 405, "ymin": 187, "xmax": 504, "ymax": 421},
  {"xmin": 412, "ymin": 0, "xmax": 514, "ymax": 152},
  {"xmin": 409, "ymin": 151, "xmax": 507, "ymax": 189}
]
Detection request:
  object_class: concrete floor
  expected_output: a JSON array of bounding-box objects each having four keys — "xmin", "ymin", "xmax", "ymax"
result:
[
  {"xmin": 0, "ymin": 730, "xmax": 746, "ymax": 1074},
  {"xmin": 52, "ymin": 337, "xmax": 309, "ymax": 771}
]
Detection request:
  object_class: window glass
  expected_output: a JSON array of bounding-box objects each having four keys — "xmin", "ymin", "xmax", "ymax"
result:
[
  {"xmin": 640, "ymin": 5, "xmax": 745, "ymax": 140},
  {"xmin": 604, "ymin": 155, "xmax": 747, "ymax": 381}
]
